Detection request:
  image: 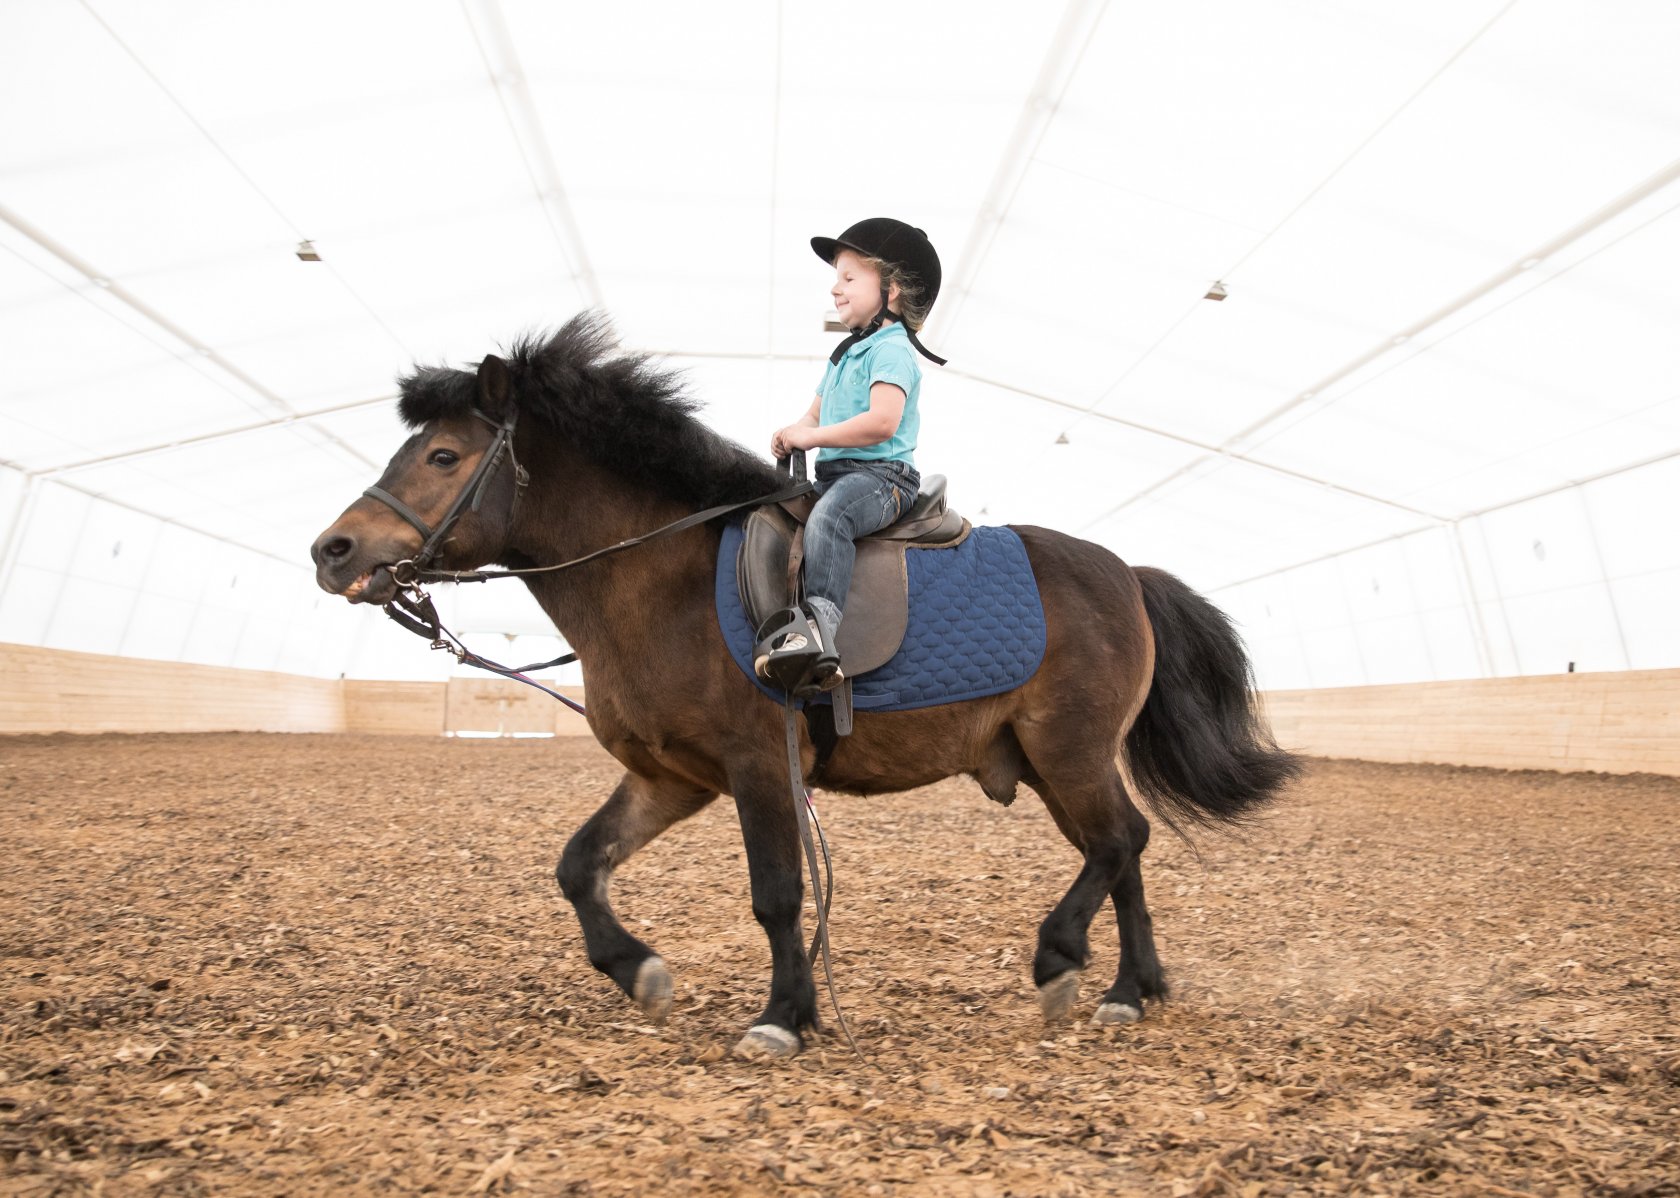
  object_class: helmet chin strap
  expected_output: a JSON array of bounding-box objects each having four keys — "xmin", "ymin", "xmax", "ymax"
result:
[{"xmin": 826, "ymin": 285, "xmax": 947, "ymax": 366}]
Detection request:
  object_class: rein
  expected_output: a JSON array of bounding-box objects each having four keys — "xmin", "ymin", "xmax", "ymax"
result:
[{"xmin": 365, "ymin": 416, "xmax": 861, "ymax": 1057}]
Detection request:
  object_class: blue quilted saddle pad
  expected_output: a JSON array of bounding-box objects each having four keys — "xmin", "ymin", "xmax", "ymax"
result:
[{"xmin": 715, "ymin": 521, "xmax": 1047, "ymax": 712}]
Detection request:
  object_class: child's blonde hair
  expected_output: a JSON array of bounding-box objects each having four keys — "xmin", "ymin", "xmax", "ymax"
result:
[{"xmin": 860, "ymin": 255, "xmax": 932, "ymax": 332}]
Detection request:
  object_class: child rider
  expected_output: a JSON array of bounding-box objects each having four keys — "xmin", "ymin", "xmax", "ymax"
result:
[{"xmin": 758, "ymin": 218, "xmax": 946, "ymax": 694}]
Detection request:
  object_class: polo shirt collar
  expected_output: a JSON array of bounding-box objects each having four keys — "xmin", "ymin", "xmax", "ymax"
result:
[{"xmin": 841, "ymin": 320, "xmax": 907, "ymax": 360}]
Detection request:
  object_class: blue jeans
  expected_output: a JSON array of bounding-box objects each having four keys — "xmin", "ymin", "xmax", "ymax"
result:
[{"xmin": 803, "ymin": 457, "xmax": 920, "ymax": 624}]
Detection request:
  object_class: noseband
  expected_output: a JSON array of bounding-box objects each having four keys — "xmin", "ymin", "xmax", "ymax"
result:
[{"xmin": 361, "ymin": 408, "xmax": 528, "ymax": 585}]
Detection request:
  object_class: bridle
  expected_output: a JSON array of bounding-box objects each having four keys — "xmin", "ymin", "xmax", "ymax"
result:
[{"xmin": 361, "ymin": 408, "xmax": 528, "ymax": 588}]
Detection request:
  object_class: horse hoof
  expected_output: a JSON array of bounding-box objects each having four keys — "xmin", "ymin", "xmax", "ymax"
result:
[
  {"xmin": 1037, "ymin": 970, "xmax": 1081, "ymax": 1022},
  {"xmin": 733, "ymin": 1024, "xmax": 800, "ymax": 1060},
  {"xmin": 633, "ymin": 957, "xmax": 673, "ymax": 1024},
  {"xmin": 1091, "ymin": 1002, "xmax": 1143, "ymax": 1027}
]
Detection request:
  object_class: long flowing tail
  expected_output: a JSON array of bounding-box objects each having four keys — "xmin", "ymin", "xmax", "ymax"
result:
[{"xmin": 1125, "ymin": 567, "xmax": 1302, "ymax": 829}]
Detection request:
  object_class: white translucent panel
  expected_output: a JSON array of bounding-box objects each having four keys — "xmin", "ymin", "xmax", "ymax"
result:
[
  {"xmin": 1399, "ymin": 527, "xmax": 1472, "ymax": 612},
  {"xmin": 1467, "ymin": 489, "xmax": 1605, "ymax": 598},
  {"xmin": 1499, "ymin": 582, "xmax": 1628, "ymax": 675},
  {"xmin": 178, "ymin": 603, "xmax": 245, "ymax": 668},
  {"xmin": 59, "ymin": 498, "xmax": 158, "ymax": 589},
  {"xmin": 942, "ymin": 166, "xmax": 1257, "ymax": 411},
  {"xmin": 306, "ymin": 404, "xmax": 415, "ymax": 476},
  {"xmin": 659, "ymin": 356, "xmax": 781, "ymax": 462},
  {"xmin": 1244, "ymin": 207, "xmax": 1680, "ymax": 514},
  {"xmin": 1297, "ymin": 624, "xmax": 1368, "ymax": 691},
  {"xmin": 1039, "ymin": 1, "xmax": 1510, "ymax": 232},
  {"xmin": 1334, "ymin": 540, "xmax": 1430, "ymax": 627},
  {"xmin": 13, "ymin": 484, "xmax": 94, "ymax": 572},
  {"xmin": 1350, "ymin": 614, "xmax": 1437, "ymax": 686},
  {"xmin": 1416, "ymin": 607, "xmax": 1485, "ymax": 680},
  {"xmin": 1610, "ymin": 568, "xmax": 1680, "ymax": 671},
  {"xmin": 965, "ymin": 416, "xmax": 1205, "ymax": 534},
  {"xmin": 68, "ymin": 424, "xmax": 373, "ymax": 560},
  {"xmin": 0, "ymin": 565, "xmax": 60, "ymax": 645},
  {"xmin": 119, "ymin": 592, "xmax": 196, "ymax": 662},
  {"xmin": 0, "ymin": 467, "xmax": 25, "ymax": 528},
  {"xmin": 40, "ymin": 576, "xmax": 133, "ymax": 656},
  {"xmin": 917, "ymin": 377, "xmax": 1091, "ymax": 518},
  {"xmin": 1249, "ymin": 634, "xmax": 1316, "ymax": 693},
  {"xmin": 1084, "ymin": 458, "xmax": 1427, "ymax": 593},
  {"xmin": 452, "ymin": 583, "xmax": 568, "ymax": 640},
  {"xmin": 1580, "ymin": 453, "xmax": 1680, "ymax": 579}
]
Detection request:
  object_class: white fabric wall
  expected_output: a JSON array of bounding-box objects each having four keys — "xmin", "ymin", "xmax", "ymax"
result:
[
  {"xmin": 1217, "ymin": 455, "xmax": 1680, "ymax": 690},
  {"xmin": 0, "ymin": 463, "xmax": 578, "ymax": 685}
]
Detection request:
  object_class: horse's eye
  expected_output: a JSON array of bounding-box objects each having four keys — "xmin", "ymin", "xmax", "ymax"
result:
[{"xmin": 428, "ymin": 449, "xmax": 459, "ymax": 467}]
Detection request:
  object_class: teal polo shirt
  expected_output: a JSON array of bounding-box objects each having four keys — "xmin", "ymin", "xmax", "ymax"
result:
[{"xmin": 815, "ymin": 322, "xmax": 921, "ymax": 465}]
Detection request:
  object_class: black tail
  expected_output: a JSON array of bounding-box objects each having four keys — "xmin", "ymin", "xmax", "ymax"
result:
[{"xmin": 1125, "ymin": 567, "xmax": 1302, "ymax": 830}]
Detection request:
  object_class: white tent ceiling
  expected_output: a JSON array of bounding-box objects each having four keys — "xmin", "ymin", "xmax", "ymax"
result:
[{"xmin": 3, "ymin": 0, "xmax": 1678, "ymax": 687}]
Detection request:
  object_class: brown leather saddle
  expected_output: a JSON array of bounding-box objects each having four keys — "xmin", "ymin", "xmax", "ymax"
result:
[{"xmin": 739, "ymin": 474, "xmax": 970, "ymax": 684}]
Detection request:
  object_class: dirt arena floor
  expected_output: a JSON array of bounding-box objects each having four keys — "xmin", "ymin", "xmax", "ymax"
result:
[{"xmin": 2, "ymin": 733, "xmax": 1676, "ymax": 1197}]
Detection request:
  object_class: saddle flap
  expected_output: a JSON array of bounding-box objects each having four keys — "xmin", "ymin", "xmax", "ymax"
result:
[{"xmin": 738, "ymin": 509, "xmax": 910, "ymax": 679}]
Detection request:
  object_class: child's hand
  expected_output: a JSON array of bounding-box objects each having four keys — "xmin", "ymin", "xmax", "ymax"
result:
[{"xmin": 771, "ymin": 425, "xmax": 815, "ymax": 457}]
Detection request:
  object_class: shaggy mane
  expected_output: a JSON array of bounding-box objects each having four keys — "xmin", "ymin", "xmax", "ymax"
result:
[{"xmin": 396, "ymin": 312, "xmax": 785, "ymax": 509}]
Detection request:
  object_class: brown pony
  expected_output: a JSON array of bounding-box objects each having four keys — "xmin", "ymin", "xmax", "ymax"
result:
[{"xmin": 310, "ymin": 314, "xmax": 1299, "ymax": 1059}]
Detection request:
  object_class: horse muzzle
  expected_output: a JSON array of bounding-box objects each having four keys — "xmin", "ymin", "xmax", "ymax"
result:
[{"xmin": 311, "ymin": 526, "xmax": 407, "ymax": 604}]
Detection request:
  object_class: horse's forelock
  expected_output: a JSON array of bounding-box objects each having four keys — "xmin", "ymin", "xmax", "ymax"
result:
[{"xmin": 396, "ymin": 366, "xmax": 478, "ymax": 428}]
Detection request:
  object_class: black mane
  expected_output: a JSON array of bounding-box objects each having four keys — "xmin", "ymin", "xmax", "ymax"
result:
[{"xmin": 396, "ymin": 312, "xmax": 785, "ymax": 508}]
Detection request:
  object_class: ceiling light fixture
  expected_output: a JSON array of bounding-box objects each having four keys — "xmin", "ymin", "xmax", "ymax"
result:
[
  {"xmin": 295, "ymin": 240, "xmax": 321, "ymax": 262},
  {"xmin": 1204, "ymin": 280, "xmax": 1228, "ymax": 301}
]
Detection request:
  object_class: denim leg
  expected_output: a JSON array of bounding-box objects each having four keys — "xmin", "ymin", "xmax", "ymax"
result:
[{"xmin": 802, "ymin": 468, "xmax": 911, "ymax": 620}]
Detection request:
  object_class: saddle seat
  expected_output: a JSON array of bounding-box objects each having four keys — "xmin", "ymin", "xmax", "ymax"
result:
[{"xmin": 738, "ymin": 474, "xmax": 970, "ymax": 682}]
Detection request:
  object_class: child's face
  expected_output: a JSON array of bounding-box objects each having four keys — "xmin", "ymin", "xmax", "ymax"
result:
[{"xmin": 831, "ymin": 250, "xmax": 894, "ymax": 330}]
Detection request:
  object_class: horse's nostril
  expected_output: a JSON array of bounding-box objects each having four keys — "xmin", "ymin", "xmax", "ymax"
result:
[{"xmin": 321, "ymin": 535, "xmax": 354, "ymax": 561}]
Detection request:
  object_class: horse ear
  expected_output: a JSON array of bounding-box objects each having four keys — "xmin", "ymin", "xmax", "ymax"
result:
[{"xmin": 478, "ymin": 355, "xmax": 513, "ymax": 417}]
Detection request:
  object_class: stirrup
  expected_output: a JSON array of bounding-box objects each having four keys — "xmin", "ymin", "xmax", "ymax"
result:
[
  {"xmin": 754, "ymin": 606, "xmax": 821, "ymax": 691},
  {"xmin": 753, "ymin": 605, "xmax": 843, "ymax": 695}
]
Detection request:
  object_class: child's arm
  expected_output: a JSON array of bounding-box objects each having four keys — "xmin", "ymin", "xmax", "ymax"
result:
[
  {"xmin": 784, "ymin": 383, "xmax": 905, "ymax": 452},
  {"xmin": 771, "ymin": 394, "xmax": 823, "ymax": 458}
]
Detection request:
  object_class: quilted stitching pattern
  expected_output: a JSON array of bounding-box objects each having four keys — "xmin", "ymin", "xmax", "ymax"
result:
[{"xmin": 716, "ymin": 521, "xmax": 1046, "ymax": 711}]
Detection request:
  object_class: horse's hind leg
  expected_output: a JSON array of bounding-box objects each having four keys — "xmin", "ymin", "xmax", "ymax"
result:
[
  {"xmin": 1021, "ymin": 758, "xmax": 1159, "ymax": 1025},
  {"xmin": 556, "ymin": 771, "xmax": 717, "ymax": 1023},
  {"xmin": 1093, "ymin": 785, "xmax": 1167, "ymax": 1026}
]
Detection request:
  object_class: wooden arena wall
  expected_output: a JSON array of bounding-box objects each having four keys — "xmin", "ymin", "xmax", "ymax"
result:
[
  {"xmin": 4, "ymin": 644, "xmax": 1673, "ymax": 774},
  {"xmin": 0, "ymin": 644, "xmax": 590, "ymax": 738},
  {"xmin": 0, "ymin": 643, "xmax": 346, "ymax": 735},
  {"xmin": 1262, "ymin": 668, "xmax": 1680, "ymax": 776}
]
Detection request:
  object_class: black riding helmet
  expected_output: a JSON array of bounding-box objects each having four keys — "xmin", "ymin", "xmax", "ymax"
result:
[{"xmin": 812, "ymin": 218, "xmax": 946, "ymax": 366}]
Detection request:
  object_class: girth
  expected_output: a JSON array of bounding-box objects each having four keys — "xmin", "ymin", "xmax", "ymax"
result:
[{"xmin": 738, "ymin": 473, "xmax": 970, "ymax": 682}]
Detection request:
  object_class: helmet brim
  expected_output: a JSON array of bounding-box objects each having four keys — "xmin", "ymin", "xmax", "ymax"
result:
[{"xmin": 811, "ymin": 235, "xmax": 867, "ymax": 266}]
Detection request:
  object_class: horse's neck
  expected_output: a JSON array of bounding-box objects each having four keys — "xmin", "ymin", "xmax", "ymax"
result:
[{"xmin": 508, "ymin": 454, "xmax": 714, "ymax": 656}]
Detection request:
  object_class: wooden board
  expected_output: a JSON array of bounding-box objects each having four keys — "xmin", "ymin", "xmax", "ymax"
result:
[
  {"xmin": 0, "ymin": 643, "xmax": 345, "ymax": 735},
  {"xmin": 1262, "ymin": 668, "xmax": 1680, "ymax": 776}
]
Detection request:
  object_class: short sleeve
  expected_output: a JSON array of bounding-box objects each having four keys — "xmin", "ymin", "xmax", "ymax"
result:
[{"xmin": 867, "ymin": 339, "xmax": 919, "ymax": 395}]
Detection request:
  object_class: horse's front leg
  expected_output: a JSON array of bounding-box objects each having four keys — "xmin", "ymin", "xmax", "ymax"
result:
[
  {"xmin": 556, "ymin": 770, "xmax": 716, "ymax": 1023},
  {"xmin": 729, "ymin": 765, "xmax": 817, "ymax": 1059}
]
